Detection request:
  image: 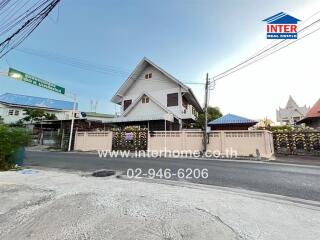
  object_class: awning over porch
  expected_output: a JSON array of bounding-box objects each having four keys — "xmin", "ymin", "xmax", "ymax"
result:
[{"xmin": 104, "ymin": 113, "xmax": 175, "ymax": 123}]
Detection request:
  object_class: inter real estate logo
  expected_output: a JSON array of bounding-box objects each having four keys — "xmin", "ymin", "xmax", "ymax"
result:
[{"xmin": 263, "ymin": 12, "xmax": 300, "ymax": 39}]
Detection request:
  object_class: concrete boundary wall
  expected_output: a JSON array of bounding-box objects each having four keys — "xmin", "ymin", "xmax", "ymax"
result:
[
  {"xmin": 207, "ymin": 131, "xmax": 274, "ymax": 158},
  {"xmin": 74, "ymin": 131, "xmax": 112, "ymax": 151},
  {"xmin": 74, "ymin": 130, "xmax": 274, "ymax": 159},
  {"xmin": 149, "ymin": 131, "xmax": 203, "ymax": 152},
  {"xmin": 149, "ymin": 130, "xmax": 274, "ymax": 159}
]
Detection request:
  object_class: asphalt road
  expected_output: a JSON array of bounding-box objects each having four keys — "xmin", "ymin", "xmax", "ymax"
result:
[{"xmin": 25, "ymin": 151, "xmax": 320, "ymax": 202}]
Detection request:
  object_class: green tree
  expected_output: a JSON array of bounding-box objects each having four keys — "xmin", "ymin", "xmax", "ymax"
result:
[
  {"xmin": 44, "ymin": 112, "xmax": 58, "ymax": 120},
  {"xmin": 22, "ymin": 109, "xmax": 57, "ymax": 123},
  {"xmin": 0, "ymin": 125, "xmax": 31, "ymax": 170},
  {"xmin": 195, "ymin": 106, "xmax": 223, "ymax": 129}
]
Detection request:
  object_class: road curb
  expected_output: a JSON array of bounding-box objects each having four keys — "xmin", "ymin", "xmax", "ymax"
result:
[{"xmin": 119, "ymin": 175, "xmax": 320, "ymax": 210}]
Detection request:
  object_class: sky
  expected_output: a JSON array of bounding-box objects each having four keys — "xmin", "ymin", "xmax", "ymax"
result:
[{"xmin": 1, "ymin": 0, "xmax": 320, "ymax": 122}]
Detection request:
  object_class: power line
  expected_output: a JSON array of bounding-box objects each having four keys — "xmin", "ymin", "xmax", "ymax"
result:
[
  {"xmin": 245, "ymin": 10, "xmax": 320, "ymax": 59},
  {"xmin": 214, "ymin": 24, "xmax": 320, "ymax": 81},
  {"xmin": 202, "ymin": 11, "xmax": 320, "ymax": 133},
  {"xmin": 211, "ymin": 13, "xmax": 320, "ymax": 82},
  {"xmin": 16, "ymin": 47, "xmax": 131, "ymax": 75},
  {"xmin": 15, "ymin": 12, "xmax": 320, "ymax": 87},
  {"xmin": 13, "ymin": 47, "xmax": 203, "ymax": 85},
  {"xmin": 0, "ymin": 0, "xmax": 61, "ymax": 59}
]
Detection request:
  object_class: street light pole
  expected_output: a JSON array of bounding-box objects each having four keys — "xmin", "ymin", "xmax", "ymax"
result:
[
  {"xmin": 68, "ymin": 94, "xmax": 77, "ymax": 152},
  {"xmin": 164, "ymin": 118, "xmax": 166, "ymax": 156},
  {"xmin": 204, "ymin": 73, "xmax": 209, "ymax": 153}
]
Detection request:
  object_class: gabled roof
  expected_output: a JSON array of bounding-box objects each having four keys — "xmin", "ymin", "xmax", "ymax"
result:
[
  {"xmin": 297, "ymin": 99, "xmax": 320, "ymax": 124},
  {"xmin": 286, "ymin": 95, "xmax": 299, "ymax": 109},
  {"xmin": 121, "ymin": 92, "xmax": 179, "ymax": 120},
  {"xmin": 263, "ymin": 12, "xmax": 300, "ymax": 24},
  {"xmin": 111, "ymin": 57, "xmax": 202, "ymax": 112},
  {"xmin": 277, "ymin": 96, "xmax": 309, "ymax": 121},
  {"xmin": 208, "ymin": 114, "xmax": 258, "ymax": 125},
  {"xmin": 0, "ymin": 93, "xmax": 77, "ymax": 110},
  {"xmin": 304, "ymin": 99, "xmax": 320, "ymax": 118}
]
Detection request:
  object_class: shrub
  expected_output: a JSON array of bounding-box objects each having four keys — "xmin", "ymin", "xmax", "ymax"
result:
[
  {"xmin": 0, "ymin": 125, "xmax": 31, "ymax": 170},
  {"xmin": 271, "ymin": 124, "xmax": 316, "ymax": 133},
  {"xmin": 271, "ymin": 125, "xmax": 294, "ymax": 132}
]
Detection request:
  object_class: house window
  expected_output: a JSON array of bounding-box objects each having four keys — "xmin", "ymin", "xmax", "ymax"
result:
[
  {"xmin": 14, "ymin": 110, "xmax": 20, "ymax": 116},
  {"xmin": 123, "ymin": 99, "xmax": 132, "ymax": 111},
  {"xmin": 144, "ymin": 73, "xmax": 152, "ymax": 79},
  {"xmin": 8, "ymin": 109, "xmax": 14, "ymax": 116},
  {"xmin": 167, "ymin": 93, "xmax": 178, "ymax": 107},
  {"xmin": 192, "ymin": 107, "xmax": 198, "ymax": 117},
  {"xmin": 142, "ymin": 96, "xmax": 149, "ymax": 104}
]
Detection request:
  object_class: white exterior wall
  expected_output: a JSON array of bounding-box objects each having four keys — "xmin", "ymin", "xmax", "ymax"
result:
[
  {"xmin": 126, "ymin": 98, "xmax": 166, "ymax": 117},
  {"xmin": 121, "ymin": 65, "xmax": 192, "ymax": 119},
  {"xmin": 0, "ymin": 103, "xmax": 78, "ymax": 124},
  {"xmin": 125, "ymin": 66, "xmax": 177, "ymax": 96}
]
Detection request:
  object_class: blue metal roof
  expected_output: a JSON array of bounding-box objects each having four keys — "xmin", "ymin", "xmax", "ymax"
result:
[
  {"xmin": 0, "ymin": 93, "xmax": 77, "ymax": 110},
  {"xmin": 208, "ymin": 114, "xmax": 257, "ymax": 125}
]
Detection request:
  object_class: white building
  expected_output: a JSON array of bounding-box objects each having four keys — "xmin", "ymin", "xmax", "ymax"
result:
[
  {"xmin": 0, "ymin": 93, "xmax": 79, "ymax": 124},
  {"xmin": 109, "ymin": 58, "xmax": 203, "ymax": 130},
  {"xmin": 276, "ymin": 96, "xmax": 309, "ymax": 125}
]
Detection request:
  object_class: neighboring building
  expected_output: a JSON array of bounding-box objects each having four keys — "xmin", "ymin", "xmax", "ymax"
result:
[
  {"xmin": 109, "ymin": 57, "xmax": 203, "ymax": 130},
  {"xmin": 0, "ymin": 93, "xmax": 79, "ymax": 124},
  {"xmin": 208, "ymin": 113, "xmax": 258, "ymax": 130},
  {"xmin": 298, "ymin": 99, "xmax": 320, "ymax": 129},
  {"xmin": 276, "ymin": 96, "xmax": 309, "ymax": 125},
  {"xmin": 32, "ymin": 119, "xmax": 112, "ymax": 148},
  {"xmin": 84, "ymin": 112, "xmax": 114, "ymax": 122}
]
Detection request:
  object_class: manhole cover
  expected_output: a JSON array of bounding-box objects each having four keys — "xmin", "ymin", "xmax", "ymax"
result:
[{"xmin": 92, "ymin": 169, "xmax": 116, "ymax": 177}]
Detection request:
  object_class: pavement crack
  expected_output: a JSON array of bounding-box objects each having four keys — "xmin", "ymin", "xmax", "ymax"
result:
[{"xmin": 195, "ymin": 207, "xmax": 245, "ymax": 240}]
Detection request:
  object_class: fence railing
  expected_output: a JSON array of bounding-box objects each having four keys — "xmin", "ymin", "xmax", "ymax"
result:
[{"xmin": 273, "ymin": 131, "xmax": 320, "ymax": 156}]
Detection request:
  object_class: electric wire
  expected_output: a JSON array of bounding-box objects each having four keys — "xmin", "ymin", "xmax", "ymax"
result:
[
  {"xmin": 0, "ymin": 0, "xmax": 61, "ymax": 59},
  {"xmin": 213, "ymin": 25, "xmax": 320, "ymax": 81},
  {"xmin": 211, "ymin": 15, "xmax": 320, "ymax": 82}
]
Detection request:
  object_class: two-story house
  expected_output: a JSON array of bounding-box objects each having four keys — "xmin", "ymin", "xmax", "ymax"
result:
[{"xmin": 110, "ymin": 58, "xmax": 203, "ymax": 130}]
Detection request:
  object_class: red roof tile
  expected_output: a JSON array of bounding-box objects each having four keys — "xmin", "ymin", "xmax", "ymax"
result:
[{"xmin": 305, "ymin": 99, "xmax": 320, "ymax": 118}]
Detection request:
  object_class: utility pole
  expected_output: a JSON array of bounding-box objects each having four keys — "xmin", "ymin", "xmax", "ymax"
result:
[
  {"xmin": 68, "ymin": 94, "xmax": 77, "ymax": 152},
  {"xmin": 204, "ymin": 73, "xmax": 209, "ymax": 153}
]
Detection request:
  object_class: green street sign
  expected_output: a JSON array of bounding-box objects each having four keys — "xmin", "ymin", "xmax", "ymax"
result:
[{"xmin": 8, "ymin": 68, "xmax": 65, "ymax": 95}]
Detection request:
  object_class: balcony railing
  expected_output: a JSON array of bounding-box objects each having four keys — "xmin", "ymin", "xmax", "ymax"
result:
[{"xmin": 181, "ymin": 105, "xmax": 197, "ymax": 120}]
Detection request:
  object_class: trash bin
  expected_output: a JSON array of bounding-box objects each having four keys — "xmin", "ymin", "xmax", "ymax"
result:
[{"xmin": 13, "ymin": 146, "xmax": 25, "ymax": 166}]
